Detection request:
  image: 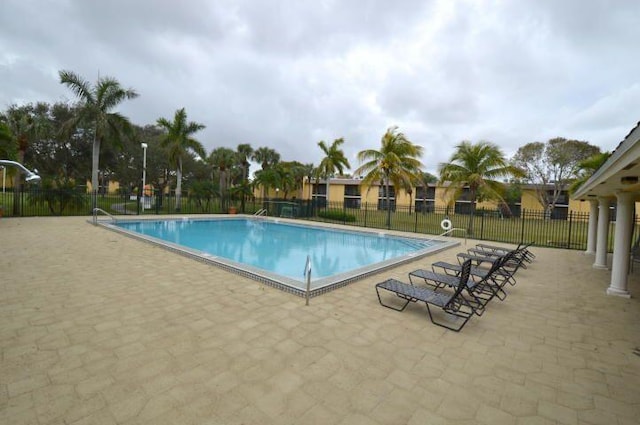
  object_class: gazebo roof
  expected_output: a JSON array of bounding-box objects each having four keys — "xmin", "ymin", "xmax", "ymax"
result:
[{"xmin": 572, "ymin": 121, "xmax": 640, "ymax": 200}]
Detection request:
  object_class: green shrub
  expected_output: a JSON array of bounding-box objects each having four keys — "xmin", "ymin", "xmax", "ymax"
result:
[{"xmin": 318, "ymin": 210, "xmax": 356, "ymax": 222}]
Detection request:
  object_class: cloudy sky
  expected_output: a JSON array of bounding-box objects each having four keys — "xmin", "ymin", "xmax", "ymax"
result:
[{"xmin": 1, "ymin": 0, "xmax": 639, "ymax": 175}]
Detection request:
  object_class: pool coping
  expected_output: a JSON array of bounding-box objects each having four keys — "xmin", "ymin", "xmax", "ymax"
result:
[{"xmin": 92, "ymin": 215, "xmax": 460, "ymax": 298}]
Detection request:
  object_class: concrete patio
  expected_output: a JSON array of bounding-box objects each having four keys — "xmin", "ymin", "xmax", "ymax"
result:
[{"xmin": 1, "ymin": 216, "xmax": 639, "ymax": 425}]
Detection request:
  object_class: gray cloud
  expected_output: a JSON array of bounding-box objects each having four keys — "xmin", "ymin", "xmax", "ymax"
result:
[{"xmin": 1, "ymin": 0, "xmax": 639, "ymax": 174}]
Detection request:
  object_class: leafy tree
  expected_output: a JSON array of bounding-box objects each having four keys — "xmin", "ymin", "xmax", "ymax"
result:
[
  {"xmin": 27, "ymin": 103, "xmax": 92, "ymax": 188},
  {"xmin": 188, "ymin": 180, "xmax": 217, "ymax": 212},
  {"xmin": 252, "ymin": 146, "xmax": 280, "ymax": 199},
  {"xmin": 2, "ymin": 103, "xmax": 51, "ymax": 214},
  {"xmin": 0, "ymin": 122, "xmax": 16, "ymax": 159},
  {"xmin": 235, "ymin": 143, "xmax": 254, "ymax": 212},
  {"xmin": 301, "ymin": 163, "xmax": 315, "ymax": 200},
  {"xmin": 253, "ymin": 166, "xmax": 282, "ymax": 200},
  {"xmin": 512, "ymin": 138, "xmax": 601, "ymax": 213},
  {"xmin": 59, "ymin": 70, "xmax": 138, "ymax": 208},
  {"xmin": 317, "ymin": 138, "xmax": 350, "ymax": 203},
  {"xmin": 156, "ymin": 108, "xmax": 206, "ymax": 211},
  {"xmin": 355, "ymin": 126, "xmax": 422, "ymax": 226},
  {"xmin": 439, "ymin": 140, "xmax": 524, "ymax": 235},
  {"xmin": 278, "ymin": 160, "xmax": 306, "ymax": 199},
  {"xmin": 109, "ymin": 124, "xmax": 168, "ymax": 195},
  {"xmin": 209, "ymin": 147, "xmax": 236, "ymax": 210},
  {"xmin": 30, "ymin": 179, "xmax": 86, "ymax": 215}
]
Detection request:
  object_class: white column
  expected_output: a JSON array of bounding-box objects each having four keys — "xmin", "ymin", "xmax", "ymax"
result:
[
  {"xmin": 585, "ymin": 199, "xmax": 598, "ymax": 255},
  {"xmin": 593, "ymin": 197, "xmax": 610, "ymax": 269},
  {"xmin": 607, "ymin": 191, "xmax": 634, "ymax": 298}
]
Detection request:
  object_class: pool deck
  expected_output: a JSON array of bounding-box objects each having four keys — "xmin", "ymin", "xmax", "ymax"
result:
[{"xmin": 1, "ymin": 216, "xmax": 639, "ymax": 425}]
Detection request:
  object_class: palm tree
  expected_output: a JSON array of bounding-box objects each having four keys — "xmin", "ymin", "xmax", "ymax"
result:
[
  {"xmin": 235, "ymin": 143, "xmax": 254, "ymax": 212},
  {"xmin": 59, "ymin": 70, "xmax": 138, "ymax": 208},
  {"xmin": 2, "ymin": 104, "xmax": 50, "ymax": 215},
  {"xmin": 301, "ymin": 163, "xmax": 315, "ymax": 200},
  {"xmin": 156, "ymin": 108, "xmax": 206, "ymax": 211},
  {"xmin": 209, "ymin": 147, "xmax": 236, "ymax": 211},
  {"xmin": 317, "ymin": 138, "xmax": 350, "ymax": 207},
  {"xmin": 252, "ymin": 147, "xmax": 280, "ymax": 200},
  {"xmin": 438, "ymin": 140, "xmax": 524, "ymax": 235},
  {"xmin": 355, "ymin": 127, "xmax": 423, "ymax": 226},
  {"xmin": 569, "ymin": 151, "xmax": 611, "ymax": 194}
]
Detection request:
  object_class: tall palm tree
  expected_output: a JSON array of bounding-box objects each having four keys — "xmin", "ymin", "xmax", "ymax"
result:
[
  {"xmin": 355, "ymin": 126, "xmax": 423, "ymax": 226},
  {"xmin": 156, "ymin": 108, "xmax": 206, "ymax": 211},
  {"xmin": 235, "ymin": 143, "xmax": 254, "ymax": 212},
  {"xmin": 59, "ymin": 70, "xmax": 138, "ymax": 208},
  {"xmin": 252, "ymin": 147, "xmax": 280, "ymax": 200},
  {"xmin": 317, "ymin": 138, "xmax": 350, "ymax": 207},
  {"xmin": 209, "ymin": 147, "xmax": 236, "ymax": 211},
  {"xmin": 439, "ymin": 140, "xmax": 524, "ymax": 235}
]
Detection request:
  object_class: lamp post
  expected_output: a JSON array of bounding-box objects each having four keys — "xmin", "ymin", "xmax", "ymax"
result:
[{"xmin": 141, "ymin": 143, "xmax": 148, "ymax": 211}]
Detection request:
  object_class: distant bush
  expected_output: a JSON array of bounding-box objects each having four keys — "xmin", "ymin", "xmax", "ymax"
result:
[{"xmin": 318, "ymin": 210, "xmax": 356, "ymax": 222}]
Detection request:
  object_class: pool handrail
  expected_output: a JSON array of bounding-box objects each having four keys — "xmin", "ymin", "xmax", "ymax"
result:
[
  {"xmin": 92, "ymin": 208, "xmax": 117, "ymax": 225},
  {"xmin": 426, "ymin": 227, "xmax": 468, "ymax": 245}
]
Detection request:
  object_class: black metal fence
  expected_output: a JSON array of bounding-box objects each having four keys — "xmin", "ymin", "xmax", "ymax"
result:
[{"xmin": 2, "ymin": 189, "xmax": 637, "ymax": 252}]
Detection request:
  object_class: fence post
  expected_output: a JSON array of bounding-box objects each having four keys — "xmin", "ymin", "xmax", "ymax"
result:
[
  {"xmin": 480, "ymin": 208, "xmax": 485, "ymax": 240},
  {"xmin": 567, "ymin": 211, "xmax": 573, "ymax": 249},
  {"xmin": 343, "ymin": 202, "xmax": 346, "ymax": 225},
  {"xmin": 364, "ymin": 202, "xmax": 368, "ymax": 227},
  {"xmin": 414, "ymin": 207, "xmax": 419, "ymax": 233},
  {"xmin": 520, "ymin": 209, "xmax": 526, "ymax": 243}
]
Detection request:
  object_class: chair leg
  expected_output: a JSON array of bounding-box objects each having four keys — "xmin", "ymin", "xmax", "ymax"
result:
[
  {"xmin": 425, "ymin": 303, "xmax": 471, "ymax": 332},
  {"xmin": 376, "ymin": 286, "xmax": 412, "ymax": 311}
]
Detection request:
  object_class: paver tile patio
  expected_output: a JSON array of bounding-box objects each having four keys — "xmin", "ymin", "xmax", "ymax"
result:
[{"xmin": 1, "ymin": 216, "xmax": 639, "ymax": 424}]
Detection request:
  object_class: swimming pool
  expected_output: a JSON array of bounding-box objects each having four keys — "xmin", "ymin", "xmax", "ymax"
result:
[{"xmin": 101, "ymin": 217, "xmax": 458, "ymax": 296}]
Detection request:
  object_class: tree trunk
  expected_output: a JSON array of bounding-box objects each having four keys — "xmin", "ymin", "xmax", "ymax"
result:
[
  {"xmin": 326, "ymin": 179, "xmax": 330, "ymax": 209},
  {"xmin": 385, "ymin": 180, "xmax": 391, "ymax": 227},
  {"xmin": 175, "ymin": 156, "xmax": 183, "ymax": 211},
  {"xmin": 240, "ymin": 164, "xmax": 247, "ymax": 213},
  {"xmin": 91, "ymin": 132, "xmax": 100, "ymax": 211},
  {"xmin": 220, "ymin": 168, "xmax": 228, "ymax": 211},
  {"xmin": 467, "ymin": 188, "xmax": 477, "ymax": 236},
  {"xmin": 12, "ymin": 150, "xmax": 24, "ymax": 216}
]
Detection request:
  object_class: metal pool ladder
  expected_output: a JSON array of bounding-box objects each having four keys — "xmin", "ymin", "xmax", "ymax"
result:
[{"xmin": 92, "ymin": 208, "xmax": 117, "ymax": 225}]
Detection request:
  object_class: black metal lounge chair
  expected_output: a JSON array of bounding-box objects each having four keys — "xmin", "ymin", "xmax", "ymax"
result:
[
  {"xmin": 456, "ymin": 249, "xmax": 524, "ymax": 287},
  {"xmin": 429, "ymin": 253, "xmax": 515, "ymax": 300},
  {"xmin": 475, "ymin": 242, "xmax": 535, "ymax": 263},
  {"xmin": 464, "ymin": 246, "xmax": 529, "ymax": 270},
  {"xmin": 375, "ymin": 260, "xmax": 475, "ymax": 332},
  {"xmin": 457, "ymin": 244, "xmax": 528, "ymax": 275},
  {"xmin": 411, "ymin": 254, "xmax": 510, "ymax": 309}
]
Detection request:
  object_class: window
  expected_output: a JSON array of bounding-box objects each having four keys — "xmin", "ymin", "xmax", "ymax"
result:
[
  {"xmin": 344, "ymin": 198, "xmax": 361, "ymax": 209},
  {"xmin": 313, "ymin": 184, "xmax": 327, "ymax": 195},
  {"xmin": 378, "ymin": 185, "xmax": 395, "ymax": 198},
  {"xmin": 344, "ymin": 185, "xmax": 360, "ymax": 196},
  {"xmin": 416, "ymin": 186, "xmax": 435, "ymax": 200}
]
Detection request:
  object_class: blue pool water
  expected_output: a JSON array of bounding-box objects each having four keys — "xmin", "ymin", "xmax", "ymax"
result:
[{"xmin": 110, "ymin": 218, "xmax": 456, "ymax": 295}]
